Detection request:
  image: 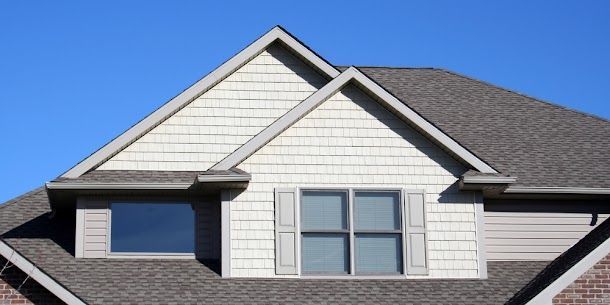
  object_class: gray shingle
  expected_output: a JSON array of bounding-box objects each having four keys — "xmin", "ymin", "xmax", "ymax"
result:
[{"xmin": 345, "ymin": 67, "xmax": 610, "ymax": 189}]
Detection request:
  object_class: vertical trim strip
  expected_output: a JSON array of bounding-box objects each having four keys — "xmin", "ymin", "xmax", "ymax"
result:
[
  {"xmin": 473, "ymin": 191, "xmax": 488, "ymax": 279},
  {"xmin": 74, "ymin": 199, "xmax": 85, "ymax": 258},
  {"xmin": 221, "ymin": 189, "xmax": 232, "ymax": 278}
]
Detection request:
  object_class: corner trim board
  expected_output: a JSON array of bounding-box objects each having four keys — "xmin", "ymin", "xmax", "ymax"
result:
[
  {"xmin": 0, "ymin": 239, "xmax": 87, "ymax": 305},
  {"xmin": 60, "ymin": 26, "xmax": 339, "ymax": 179},
  {"xmin": 221, "ymin": 189, "xmax": 232, "ymax": 278},
  {"xmin": 473, "ymin": 192, "xmax": 488, "ymax": 279}
]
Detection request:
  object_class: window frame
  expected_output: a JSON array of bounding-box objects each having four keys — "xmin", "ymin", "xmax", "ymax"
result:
[
  {"xmin": 298, "ymin": 187, "xmax": 406, "ymax": 277},
  {"xmin": 300, "ymin": 189, "xmax": 350, "ymax": 275},
  {"xmin": 107, "ymin": 200, "xmax": 197, "ymax": 259}
]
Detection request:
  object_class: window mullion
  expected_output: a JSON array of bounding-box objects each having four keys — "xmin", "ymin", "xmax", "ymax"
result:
[{"xmin": 349, "ymin": 189, "xmax": 355, "ymax": 275}]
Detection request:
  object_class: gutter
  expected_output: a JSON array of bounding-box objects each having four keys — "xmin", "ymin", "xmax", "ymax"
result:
[
  {"xmin": 45, "ymin": 182, "xmax": 193, "ymax": 190},
  {"xmin": 461, "ymin": 176, "xmax": 517, "ymax": 184},
  {"xmin": 197, "ymin": 173, "xmax": 251, "ymax": 183},
  {"xmin": 0, "ymin": 239, "xmax": 87, "ymax": 305},
  {"xmin": 505, "ymin": 187, "xmax": 610, "ymax": 195}
]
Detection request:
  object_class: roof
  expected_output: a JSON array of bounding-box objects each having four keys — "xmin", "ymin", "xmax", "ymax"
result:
[
  {"xmin": 351, "ymin": 67, "xmax": 610, "ymax": 189},
  {"xmin": 0, "ymin": 187, "xmax": 550, "ymax": 305},
  {"xmin": 506, "ymin": 213, "xmax": 610, "ymax": 305}
]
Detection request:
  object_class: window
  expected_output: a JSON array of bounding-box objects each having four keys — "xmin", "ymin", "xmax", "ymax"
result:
[
  {"xmin": 110, "ymin": 202, "xmax": 195, "ymax": 254},
  {"xmin": 300, "ymin": 190, "xmax": 403, "ymax": 275}
]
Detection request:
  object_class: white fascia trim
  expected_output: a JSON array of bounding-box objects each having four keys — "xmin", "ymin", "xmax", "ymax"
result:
[
  {"xmin": 462, "ymin": 176, "xmax": 517, "ymax": 184},
  {"xmin": 505, "ymin": 187, "xmax": 610, "ymax": 195},
  {"xmin": 526, "ymin": 237, "xmax": 610, "ymax": 305},
  {"xmin": 211, "ymin": 67, "xmax": 498, "ymax": 174},
  {"xmin": 0, "ymin": 240, "xmax": 87, "ymax": 305},
  {"xmin": 46, "ymin": 182, "xmax": 192, "ymax": 190},
  {"xmin": 61, "ymin": 26, "xmax": 340, "ymax": 179},
  {"xmin": 197, "ymin": 174, "xmax": 251, "ymax": 183}
]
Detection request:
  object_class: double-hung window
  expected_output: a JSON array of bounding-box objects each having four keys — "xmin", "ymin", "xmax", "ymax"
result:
[{"xmin": 300, "ymin": 189, "xmax": 403, "ymax": 275}]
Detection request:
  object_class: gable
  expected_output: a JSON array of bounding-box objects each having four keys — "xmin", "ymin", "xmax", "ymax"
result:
[
  {"xmin": 242, "ymin": 84, "xmax": 467, "ymax": 182},
  {"xmin": 97, "ymin": 43, "xmax": 327, "ymax": 171},
  {"xmin": 231, "ymin": 84, "xmax": 480, "ymax": 278}
]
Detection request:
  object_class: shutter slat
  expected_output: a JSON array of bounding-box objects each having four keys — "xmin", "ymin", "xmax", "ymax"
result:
[
  {"xmin": 275, "ymin": 188, "xmax": 298, "ymax": 275},
  {"xmin": 405, "ymin": 190, "xmax": 428, "ymax": 275}
]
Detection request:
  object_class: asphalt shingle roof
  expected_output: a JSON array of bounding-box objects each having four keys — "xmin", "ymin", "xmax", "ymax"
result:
[
  {"xmin": 345, "ymin": 67, "xmax": 610, "ymax": 189},
  {"xmin": 0, "ymin": 187, "xmax": 549, "ymax": 305}
]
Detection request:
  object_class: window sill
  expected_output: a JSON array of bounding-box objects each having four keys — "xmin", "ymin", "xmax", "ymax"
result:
[
  {"xmin": 107, "ymin": 253, "xmax": 196, "ymax": 259},
  {"xmin": 300, "ymin": 274, "xmax": 407, "ymax": 280}
]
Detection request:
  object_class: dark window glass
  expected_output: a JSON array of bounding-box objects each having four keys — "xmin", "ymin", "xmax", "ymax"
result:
[{"xmin": 110, "ymin": 202, "xmax": 194, "ymax": 253}]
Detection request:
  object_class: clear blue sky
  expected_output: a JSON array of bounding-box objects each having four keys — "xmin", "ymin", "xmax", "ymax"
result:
[{"xmin": 1, "ymin": 1, "xmax": 609, "ymax": 203}]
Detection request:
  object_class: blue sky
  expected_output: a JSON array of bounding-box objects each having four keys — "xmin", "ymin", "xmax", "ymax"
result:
[{"xmin": 1, "ymin": 1, "xmax": 609, "ymax": 203}]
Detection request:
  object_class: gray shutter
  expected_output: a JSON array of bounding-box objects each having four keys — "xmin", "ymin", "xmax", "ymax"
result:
[
  {"xmin": 404, "ymin": 190, "xmax": 429, "ymax": 275},
  {"xmin": 275, "ymin": 188, "xmax": 298, "ymax": 275}
]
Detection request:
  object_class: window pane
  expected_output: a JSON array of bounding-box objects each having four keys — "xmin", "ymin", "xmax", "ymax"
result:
[
  {"xmin": 111, "ymin": 203, "xmax": 194, "ymax": 253},
  {"xmin": 301, "ymin": 191, "xmax": 347, "ymax": 230},
  {"xmin": 302, "ymin": 233, "xmax": 349, "ymax": 274},
  {"xmin": 354, "ymin": 191, "xmax": 400, "ymax": 231},
  {"xmin": 355, "ymin": 234, "xmax": 402, "ymax": 274}
]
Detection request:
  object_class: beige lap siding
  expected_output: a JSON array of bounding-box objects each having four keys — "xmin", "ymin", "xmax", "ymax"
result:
[
  {"xmin": 98, "ymin": 43, "xmax": 327, "ymax": 171},
  {"xmin": 486, "ymin": 211, "xmax": 610, "ymax": 261},
  {"xmin": 232, "ymin": 85, "xmax": 479, "ymax": 278}
]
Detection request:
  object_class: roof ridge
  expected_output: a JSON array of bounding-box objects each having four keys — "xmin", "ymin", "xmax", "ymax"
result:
[{"xmin": 438, "ymin": 68, "xmax": 610, "ymax": 124}]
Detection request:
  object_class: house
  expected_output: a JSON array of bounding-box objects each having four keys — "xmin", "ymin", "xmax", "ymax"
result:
[{"xmin": 0, "ymin": 25, "xmax": 609, "ymax": 304}]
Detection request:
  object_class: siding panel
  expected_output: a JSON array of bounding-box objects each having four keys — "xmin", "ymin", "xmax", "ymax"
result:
[{"xmin": 485, "ymin": 209, "xmax": 609, "ymax": 261}]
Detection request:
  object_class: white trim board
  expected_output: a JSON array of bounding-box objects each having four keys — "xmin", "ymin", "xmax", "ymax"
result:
[
  {"xmin": 0, "ymin": 239, "xmax": 87, "ymax": 305},
  {"xmin": 211, "ymin": 67, "xmax": 498, "ymax": 174},
  {"xmin": 61, "ymin": 26, "xmax": 340, "ymax": 178},
  {"xmin": 526, "ymin": 237, "xmax": 610, "ymax": 305}
]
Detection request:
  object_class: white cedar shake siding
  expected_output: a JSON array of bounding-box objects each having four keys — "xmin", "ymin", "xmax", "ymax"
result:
[
  {"xmin": 97, "ymin": 43, "xmax": 327, "ymax": 171},
  {"xmin": 231, "ymin": 85, "xmax": 480, "ymax": 278}
]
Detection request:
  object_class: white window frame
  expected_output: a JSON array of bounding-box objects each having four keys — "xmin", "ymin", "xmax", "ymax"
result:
[
  {"xmin": 298, "ymin": 187, "xmax": 406, "ymax": 277},
  {"xmin": 107, "ymin": 200, "xmax": 197, "ymax": 259}
]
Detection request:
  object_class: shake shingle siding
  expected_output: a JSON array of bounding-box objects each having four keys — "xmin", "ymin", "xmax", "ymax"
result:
[
  {"xmin": 98, "ymin": 43, "xmax": 327, "ymax": 172},
  {"xmin": 234, "ymin": 85, "xmax": 480, "ymax": 278}
]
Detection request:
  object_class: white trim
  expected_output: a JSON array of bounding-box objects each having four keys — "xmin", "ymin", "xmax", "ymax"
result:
[
  {"xmin": 220, "ymin": 189, "xmax": 232, "ymax": 278},
  {"xmin": 211, "ymin": 67, "xmax": 497, "ymax": 174},
  {"xmin": 462, "ymin": 176, "xmax": 517, "ymax": 184},
  {"xmin": 106, "ymin": 253, "xmax": 196, "ymax": 259},
  {"xmin": 526, "ymin": 237, "xmax": 610, "ymax": 305},
  {"xmin": 473, "ymin": 191, "xmax": 488, "ymax": 279},
  {"xmin": 61, "ymin": 26, "xmax": 339, "ymax": 179},
  {"xmin": 505, "ymin": 186, "xmax": 610, "ymax": 195},
  {"xmin": 0, "ymin": 240, "xmax": 87, "ymax": 305},
  {"xmin": 74, "ymin": 199, "xmax": 85, "ymax": 258},
  {"xmin": 197, "ymin": 174, "xmax": 251, "ymax": 183},
  {"xmin": 46, "ymin": 182, "xmax": 193, "ymax": 190}
]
